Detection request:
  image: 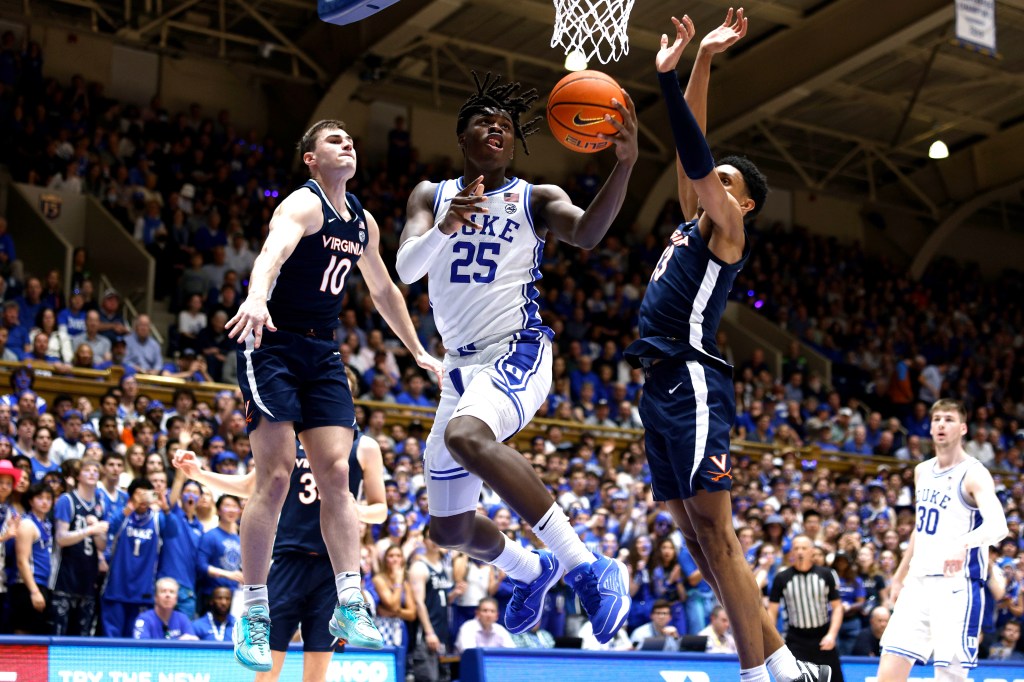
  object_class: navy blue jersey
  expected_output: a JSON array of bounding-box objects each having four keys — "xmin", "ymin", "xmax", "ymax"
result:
[
  {"xmin": 51, "ymin": 491, "xmax": 104, "ymax": 595},
  {"xmin": 266, "ymin": 182, "xmax": 369, "ymax": 330},
  {"xmin": 418, "ymin": 557, "xmax": 453, "ymax": 644},
  {"xmin": 273, "ymin": 435, "xmax": 363, "ymax": 558},
  {"xmin": 626, "ymin": 220, "xmax": 749, "ymax": 371}
]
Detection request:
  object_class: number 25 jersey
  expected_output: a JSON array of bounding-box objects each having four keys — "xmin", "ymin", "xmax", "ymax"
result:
[{"xmin": 428, "ymin": 177, "xmax": 552, "ymax": 352}]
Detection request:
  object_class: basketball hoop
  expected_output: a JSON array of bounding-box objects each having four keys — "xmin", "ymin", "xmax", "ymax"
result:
[{"xmin": 551, "ymin": 0, "xmax": 635, "ymax": 65}]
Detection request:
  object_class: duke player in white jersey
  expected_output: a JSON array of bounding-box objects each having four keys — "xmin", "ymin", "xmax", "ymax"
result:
[
  {"xmin": 878, "ymin": 399, "xmax": 1008, "ymax": 682},
  {"xmin": 396, "ymin": 72, "xmax": 638, "ymax": 644}
]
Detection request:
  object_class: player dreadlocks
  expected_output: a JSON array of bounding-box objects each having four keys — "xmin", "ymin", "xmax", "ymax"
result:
[{"xmin": 457, "ymin": 72, "xmax": 542, "ymax": 155}]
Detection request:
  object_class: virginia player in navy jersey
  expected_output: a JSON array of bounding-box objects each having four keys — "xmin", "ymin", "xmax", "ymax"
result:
[
  {"xmin": 173, "ymin": 420, "xmax": 387, "ymax": 682},
  {"xmin": 225, "ymin": 119, "xmax": 441, "ymax": 671},
  {"xmin": 624, "ymin": 12, "xmax": 826, "ymax": 682}
]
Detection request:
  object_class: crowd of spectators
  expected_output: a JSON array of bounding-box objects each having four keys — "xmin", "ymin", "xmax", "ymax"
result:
[{"xmin": 3, "ymin": 30, "xmax": 1024, "ymax": 678}]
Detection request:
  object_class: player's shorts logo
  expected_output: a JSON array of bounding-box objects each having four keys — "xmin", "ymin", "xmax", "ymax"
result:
[{"xmin": 707, "ymin": 453, "xmax": 732, "ymax": 482}]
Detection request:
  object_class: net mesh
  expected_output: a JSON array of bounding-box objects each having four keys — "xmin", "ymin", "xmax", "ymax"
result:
[{"xmin": 551, "ymin": 0, "xmax": 635, "ymax": 64}]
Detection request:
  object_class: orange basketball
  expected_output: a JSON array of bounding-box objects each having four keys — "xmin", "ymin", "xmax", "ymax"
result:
[{"xmin": 546, "ymin": 70, "xmax": 625, "ymax": 154}]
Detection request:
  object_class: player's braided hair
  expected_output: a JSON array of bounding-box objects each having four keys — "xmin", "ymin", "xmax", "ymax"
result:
[{"xmin": 456, "ymin": 72, "xmax": 542, "ymax": 155}]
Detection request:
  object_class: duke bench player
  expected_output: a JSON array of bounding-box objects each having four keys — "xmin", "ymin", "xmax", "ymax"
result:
[
  {"xmin": 878, "ymin": 399, "xmax": 1008, "ymax": 682},
  {"xmin": 225, "ymin": 119, "xmax": 440, "ymax": 671}
]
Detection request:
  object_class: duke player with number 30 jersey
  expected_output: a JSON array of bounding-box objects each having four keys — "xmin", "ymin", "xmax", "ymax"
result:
[
  {"xmin": 225, "ymin": 119, "xmax": 440, "ymax": 672},
  {"xmin": 397, "ymin": 72, "xmax": 638, "ymax": 646},
  {"xmin": 878, "ymin": 399, "xmax": 1008, "ymax": 682}
]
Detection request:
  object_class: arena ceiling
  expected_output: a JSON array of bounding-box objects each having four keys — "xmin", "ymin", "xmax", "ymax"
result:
[{"xmin": 12, "ymin": 0, "xmax": 1024, "ymax": 228}]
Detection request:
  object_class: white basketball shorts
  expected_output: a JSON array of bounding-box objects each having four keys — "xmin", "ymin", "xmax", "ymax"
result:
[
  {"xmin": 424, "ymin": 330, "xmax": 552, "ymax": 517},
  {"xmin": 880, "ymin": 574, "xmax": 984, "ymax": 669}
]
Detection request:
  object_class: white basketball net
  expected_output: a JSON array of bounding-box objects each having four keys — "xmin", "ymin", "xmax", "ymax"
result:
[{"xmin": 551, "ymin": 0, "xmax": 635, "ymax": 65}]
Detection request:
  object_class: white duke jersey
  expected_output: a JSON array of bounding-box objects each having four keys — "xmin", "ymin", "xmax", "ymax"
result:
[
  {"xmin": 909, "ymin": 456, "xmax": 987, "ymax": 580},
  {"xmin": 429, "ymin": 177, "xmax": 552, "ymax": 352}
]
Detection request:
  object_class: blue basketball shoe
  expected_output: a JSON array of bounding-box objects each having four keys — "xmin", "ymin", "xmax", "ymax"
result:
[
  {"xmin": 504, "ymin": 549, "xmax": 563, "ymax": 634},
  {"xmin": 565, "ymin": 552, "xmax": 630, "ymax": 644},
  {"xmin": 233, "ymin": 603, "xmax": 272, "ymax": 672},
  {"xmin": 328, "ymin": 591, "xmax": 384, "ymax": 648}
]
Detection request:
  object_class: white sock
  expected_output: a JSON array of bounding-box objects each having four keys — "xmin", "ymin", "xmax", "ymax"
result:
[
  {"xmin": 242, "ymin": 584, "xmax": 269, "ymax": 609},
  {"xmin": 740, "ymin": 665, "xmax": 771, "ymax": 682},
  {"xmin": 492, "ymin": 534, "xmax": 542, "ymax": 582},
  {"xmin": 530, "ymin": 502, "xmax": 593, "ymax": 571},
  {"xmin": 766, "ymin": 646, "xmax": 802, "ymax": 682},
  {"xmin": 335, "ymin": 571, "xmax": 361, "ymax": 604}
]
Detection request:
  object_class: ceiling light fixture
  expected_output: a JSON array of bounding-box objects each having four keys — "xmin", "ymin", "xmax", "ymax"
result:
[
  {"xmin": 928, "ymin": 140, "xmax": 949, "ymax": 160},
  {"xmin": 564, "ymin": 50, "xmax": 588, "ymax": 72}
]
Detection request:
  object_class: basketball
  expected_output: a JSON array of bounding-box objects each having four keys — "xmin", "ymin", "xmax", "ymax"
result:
[{"xmin": 546, "ymin": 70, "xmax": 625, "ymax": 154}]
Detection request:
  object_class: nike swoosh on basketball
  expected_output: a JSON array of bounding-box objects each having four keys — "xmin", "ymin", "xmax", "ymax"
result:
[
  {"xmin": 668, "ymin": 382, "xmax": 684, "ymax": 394},
  {"xmin": 572, "ymin": 113, "xmax": 606, "ymax": 127}
]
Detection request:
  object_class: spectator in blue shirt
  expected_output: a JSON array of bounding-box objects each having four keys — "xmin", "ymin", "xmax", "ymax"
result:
[
  {"xmin": 14, "ymin": 277, "xmax": 43, "ymax": 337},
  {"xmin": 96, "ymin": 290, "xmax": 129, "ymax": 344},
  {"xmin": 102, "ymin": 478, "xmax": 175, "ymax": 638},
  {"xmin": 0, "ymin": 216, "xmax": 16, "ymax": 273},
  {"xmin": 191, "ymin": 585, "xmax": 235, "ymax": 642},
  {"xmin": 158, "ymin": 477, "xmax": 204, "ymax": 619},
  {"xmin": 197, "ymin": 494, "xmax": 243, "ymax": 606},
  {"xmin": 841, "ymin": 425, "xmax": 873, "ymax": 455},
  {"xmin": 132, "ymin": 577, "xmax": 198, "ymax": 640},
  {"xmin": 395, "ymin": 373, "xmax": 434, "ymax": 407},
  {"xmin": 29, "ymin": 426, "xmax": 60, "ymax": 484},
  {"xmin": 569, "ymin": 355, "xmax": 600, "ymax": 402},
  {"xmin": 2, "ymin": 302, "xmax": 28, "ymax": 357},
  {"xmin": 58, "ymin": 290, "xmax": 88, "ymax": 339}
]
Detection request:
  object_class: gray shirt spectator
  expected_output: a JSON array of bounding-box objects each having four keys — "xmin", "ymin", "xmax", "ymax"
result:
[
  {"xmin": 72, "ymin": 311, "xmax": 112, "ymax": 362},
  {"xmin": 124, "ymin": 315, "xmax": 163, "ymax": 373}
]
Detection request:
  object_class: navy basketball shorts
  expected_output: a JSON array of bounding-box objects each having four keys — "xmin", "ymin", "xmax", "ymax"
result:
[
  {"xmin": 237, "ymin": 328, "xmax": 355, "ymax": 433},
  {"xmin": 639, "ymin": 359, "xmax": 735, "ymax": 501},
  {"xmin": 267, "ymin": 553, "xmax": 338, "ymax": 652}
]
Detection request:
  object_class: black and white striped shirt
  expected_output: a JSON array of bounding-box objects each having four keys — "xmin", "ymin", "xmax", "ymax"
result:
[{"xmin": 769, "ymin": 566, "xmax": 839, "ymax": 629}]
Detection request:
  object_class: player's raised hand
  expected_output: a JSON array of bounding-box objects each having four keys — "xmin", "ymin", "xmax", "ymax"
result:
[
  {"xmin": 599, "ymin": 91, "xmax": 639, "ymax": 166},
  {"xmin": 656, "ymin": 14, "xmax": 696, "ymax": 73},
  {"xmin": 701, "ymin": 7, "xmax": 748, "ymax": 55},
  {"xmin": 439, "ymin": 175, "xmax": 487, "ymax": 235},
  {"xmin": 227, "ymin": 294, "xmax": 276, "ymax": 349},
  {"xmin": 172, "ymin": 449, "xmax": 202, "ymax": 478}
]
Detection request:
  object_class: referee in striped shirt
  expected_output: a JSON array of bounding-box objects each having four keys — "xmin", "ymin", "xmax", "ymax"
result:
[{"xmin": 769, "ymin": 536, "xmax": 845, "ymax": 682}]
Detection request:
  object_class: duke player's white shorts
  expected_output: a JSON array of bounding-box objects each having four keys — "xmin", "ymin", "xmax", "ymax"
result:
[
  {"xmin": 425, "ymin": 329, "xmax": 552, "ymax": 517},
  {"xmin": 880, "ymin": 574, "xmax": 984, "ymax": 669}
]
